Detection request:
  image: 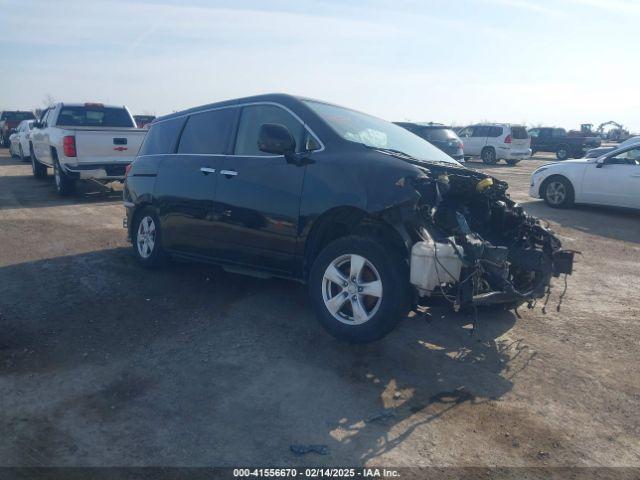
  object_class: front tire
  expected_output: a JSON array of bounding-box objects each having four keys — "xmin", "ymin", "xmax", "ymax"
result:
[
  {"xmin": 132, "ymin": 207, "xmax": 165, "ymax": 268},
  {"xmin": 541, "ymin": 175, "xmax": 574, "ymax": 208},
  {"xmin": 481, "ymin": 147, "xmax": 497, "ymax": 165},
  {"xmin": 309, "ymin": 236, "xmax": 409, "ymax": 343}
]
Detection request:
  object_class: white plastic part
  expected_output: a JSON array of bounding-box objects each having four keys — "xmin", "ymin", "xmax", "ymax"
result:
[{"xmin": 410, "ymin": 237, "xmax": 464, "ymax": 296}]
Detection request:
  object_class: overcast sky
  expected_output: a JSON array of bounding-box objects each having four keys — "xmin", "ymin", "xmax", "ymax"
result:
[{"xmin": 1, "ymin": 0, "xmax": 638, "ymax": 131}]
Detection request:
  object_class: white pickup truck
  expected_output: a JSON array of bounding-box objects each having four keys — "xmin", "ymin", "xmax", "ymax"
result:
[{"xmin": 29, "ymin": 103, "xmax": 147, "ymax": 195}]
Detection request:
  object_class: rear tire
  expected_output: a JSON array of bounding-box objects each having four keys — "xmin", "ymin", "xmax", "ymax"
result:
[
  {"xmin": 541, "ymin": 175, "xmax": 574, "ymax": 208},
  {"xmin": 481, "ymin": 147, "xmax": 497, "ymax": 165},
  {"xmin": 309, "ymin": 235, "xmax": 409, "ymax": 343},
  {"xmin": 132, "ymin": 207, "xmax": 165, "ymax": 268},
  {"xmin": 30, "ymin": 144, "xmax": 48, "ymax": 178},
  {"xmin": 19, "ymin": 144, "xmax": 29, "ymax": 162},
  {"xmin": 54, "ymin": 160, "xmax": 76, "ymax": 196}
]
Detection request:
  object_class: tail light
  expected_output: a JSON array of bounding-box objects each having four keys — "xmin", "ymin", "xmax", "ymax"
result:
[
  {"xmin": 458, "ymin": 141, "xmax": 464, "ymax": 149},
  {"xmin": 504, "ymin": 134, "xmax": 512, "ymax": 144},
  {"xmin": 125, "ymin": 163, "xmax": 133, "ymax": 178},
  {"xmin": 63, "ymin": 136, "xmax": 76, "ymax": 157}
]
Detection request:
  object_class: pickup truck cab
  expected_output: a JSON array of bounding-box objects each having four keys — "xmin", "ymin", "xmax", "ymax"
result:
[
  {"xmin": 529, "ymin": 127, "xmax": 601, "ymax": 160},
  {"xmin": 30, "ymin": 103, "xmax": 147, "ymax": 195},
  {"xmin": 0, "ymin": 110, "xmax": 35, "ymax": 147}
]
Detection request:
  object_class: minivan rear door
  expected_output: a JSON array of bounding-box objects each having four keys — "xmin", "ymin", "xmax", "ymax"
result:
[{"xmin": 154, "ymin": 107, "xmax": 238, "ymax": 258}]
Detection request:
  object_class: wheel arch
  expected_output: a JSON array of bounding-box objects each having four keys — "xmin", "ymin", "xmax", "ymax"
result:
[{"xmin": 302, "ymin": 206, "xmax": 409, "ymax": 281}]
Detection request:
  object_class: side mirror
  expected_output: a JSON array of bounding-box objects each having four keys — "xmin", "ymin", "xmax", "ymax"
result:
[
  {"xmin": 32, "ymin": 121, "xmax": 43, "ymax": 129},
  {"xmin": 596, "ymin": 157, "xmax": 605, "ymax": 168},
  {"xmin": 258, "ymin": 123, "xmax": 296, "ymax": 156}
]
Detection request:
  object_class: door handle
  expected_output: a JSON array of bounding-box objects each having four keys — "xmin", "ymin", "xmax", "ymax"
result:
[
  {"xmin": 631, "ymin": 174, "xmax": 640, "ymax": 178},
  {"xmin": 200, "ymin": 167, "xmax": 216, "ymax": 175},
  {"xmin": 220, "ymin": 170, "xmax": 238, "ymax": 177}
]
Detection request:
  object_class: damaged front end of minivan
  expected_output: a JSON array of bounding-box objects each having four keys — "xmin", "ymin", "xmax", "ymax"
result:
[{"xmin": 387, "ymin": 163, "xmax": 575, "ymax": 313}]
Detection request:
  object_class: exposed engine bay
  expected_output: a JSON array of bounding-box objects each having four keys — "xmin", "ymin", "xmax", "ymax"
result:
[{"xmin": 403, "ymin": 162, "xmax": 574, "ymax": 312}]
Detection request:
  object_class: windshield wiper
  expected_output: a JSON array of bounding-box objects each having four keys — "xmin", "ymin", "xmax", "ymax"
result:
[{"xmin": 363, "ymin": 145, "xmax": 417, "ymax": 160}]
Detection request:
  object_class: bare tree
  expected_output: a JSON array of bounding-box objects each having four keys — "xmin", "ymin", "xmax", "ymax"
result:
[{"xmin": 43, "ymin": 94, "xmax": 56, "ymax": 108}]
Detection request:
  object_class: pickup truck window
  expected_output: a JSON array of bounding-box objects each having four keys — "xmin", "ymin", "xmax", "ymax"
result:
[
  {"xmin": 1, "ymin": 111, "xmax": 35, "ymax": 121},
  {"xmin": 56, "ymin": 106, "xmax": 135, "ymax": 128},
  {"xmin": 138, "ymin": 117, "xmax": 184, "ymax": 156},
  {"xmin": 552, "ymin": 128, "xmax": 566, "ymax": 138}
]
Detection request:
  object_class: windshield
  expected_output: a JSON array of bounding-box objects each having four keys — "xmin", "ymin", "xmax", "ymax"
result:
[{"xmin": 304, "ymin": 101, "xmax": 461, "ymax": 165}]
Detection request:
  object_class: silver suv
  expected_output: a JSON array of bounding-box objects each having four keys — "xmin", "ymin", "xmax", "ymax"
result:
[{"xmin": 457, "ymin": 123, "xmax": 531, "ymax": 165}]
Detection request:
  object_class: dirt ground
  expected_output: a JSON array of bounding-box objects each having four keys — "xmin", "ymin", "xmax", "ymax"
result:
[{"xmin": 0, "ymin": 148, "xmax": 638, "ymax": 468}]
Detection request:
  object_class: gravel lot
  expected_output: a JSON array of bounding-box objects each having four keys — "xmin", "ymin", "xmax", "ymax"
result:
[{"xmin": 1, "ymin": 148, "xmax": 639, "ymax": 468}]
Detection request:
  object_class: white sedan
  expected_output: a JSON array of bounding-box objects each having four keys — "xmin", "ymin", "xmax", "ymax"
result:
[
  {"xmin": 530, "ymin": 143, "xmax": 640, "ymax": 210},
  {"xmin": 8, "ymin": 119, "xmax": 34, "ymax": 162}
]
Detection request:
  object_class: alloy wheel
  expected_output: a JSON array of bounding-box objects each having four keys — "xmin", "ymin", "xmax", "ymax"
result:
[
  {"xmin": 322, "ymin": 254, "xmax": 383, "ymax": 325},
  {"xmin": 546, "ymin": 181, "xmax": 566, "ymax": 205},
  {"xmin": 137, "ymin": 216, "xmax": 157, "ymax": 259}
]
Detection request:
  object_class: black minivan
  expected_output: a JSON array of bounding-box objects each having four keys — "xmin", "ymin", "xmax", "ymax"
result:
[{"xmin": 124, "ymin": 94, "xmax": 571, "ymax": 342}]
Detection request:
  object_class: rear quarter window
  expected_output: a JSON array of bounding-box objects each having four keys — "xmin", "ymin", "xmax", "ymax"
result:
[
  {"xmin": 177, "ymin": 108, "xmax": 237, "ymax": 155},
  {"xmin": 138, "ymin": 117, "xmax": 185, "ymax": 156}
]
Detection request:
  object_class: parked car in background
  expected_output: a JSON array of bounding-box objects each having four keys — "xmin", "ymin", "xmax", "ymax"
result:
[
  {"xmin": 29, "ymin": 103, "xmax": 147, "ymax": 195},
  {"xmin": 8, "ymin": 119, "xmax": 34, "ymax": 161},
  {"xmin": 393, "ymin": 122, "xmax": 464, "ymax": 161},
  {"xmin": 457, "ymin": 123, "xmax": 531, "ymax": 165},
  {"xmin": 123, "ymin": 93, "xmax": 572, "ymax": 343},
  {"xmin": 1, "ymin": 111, "xmax": 35, "ymax": 147},
  {"xmin": 134, "ymin": 115, "xmax": 156, "ymax": 128},
  {"xmin": 529, "ymin": 127, "xmax": 601, "ymax": 160},
  {"xmin": 530, "ymin": 143, "xmax": 640, "ymax": 210},
  {"xmin": 584, "ymin": 136, "xmax": 640, "ymax": 158}
]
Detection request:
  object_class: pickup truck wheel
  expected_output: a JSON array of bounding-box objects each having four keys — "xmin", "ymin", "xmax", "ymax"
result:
[
  {"xmin": 133, "ymin": 207, "xmax": 165, "ymax": 268},
  {"xmin": 309, "ymin": 235, "xmax": 409, "ymax": 343},
  {"xmin": 30, "ymin": 145, "xmax": 48, "ymax": 178},
  {"xmin": 481, "ymin": 147, "xmax": 497, "ymax": 165},
  {"xmin": 54, "ymin": 161, "xmax": 76, "ymax": 196},
  {"xmin": 556, "ymin": 146, "xmax": 569, "ymax": 160},
  {"xmin": 541, "ymin": 175, "xmax": 574, "ymax": 208}
]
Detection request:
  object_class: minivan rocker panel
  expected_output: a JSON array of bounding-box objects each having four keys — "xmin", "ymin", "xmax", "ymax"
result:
[{"xmin": 124, "ymin": 94, "xmax": 573, "ymax": 343}]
